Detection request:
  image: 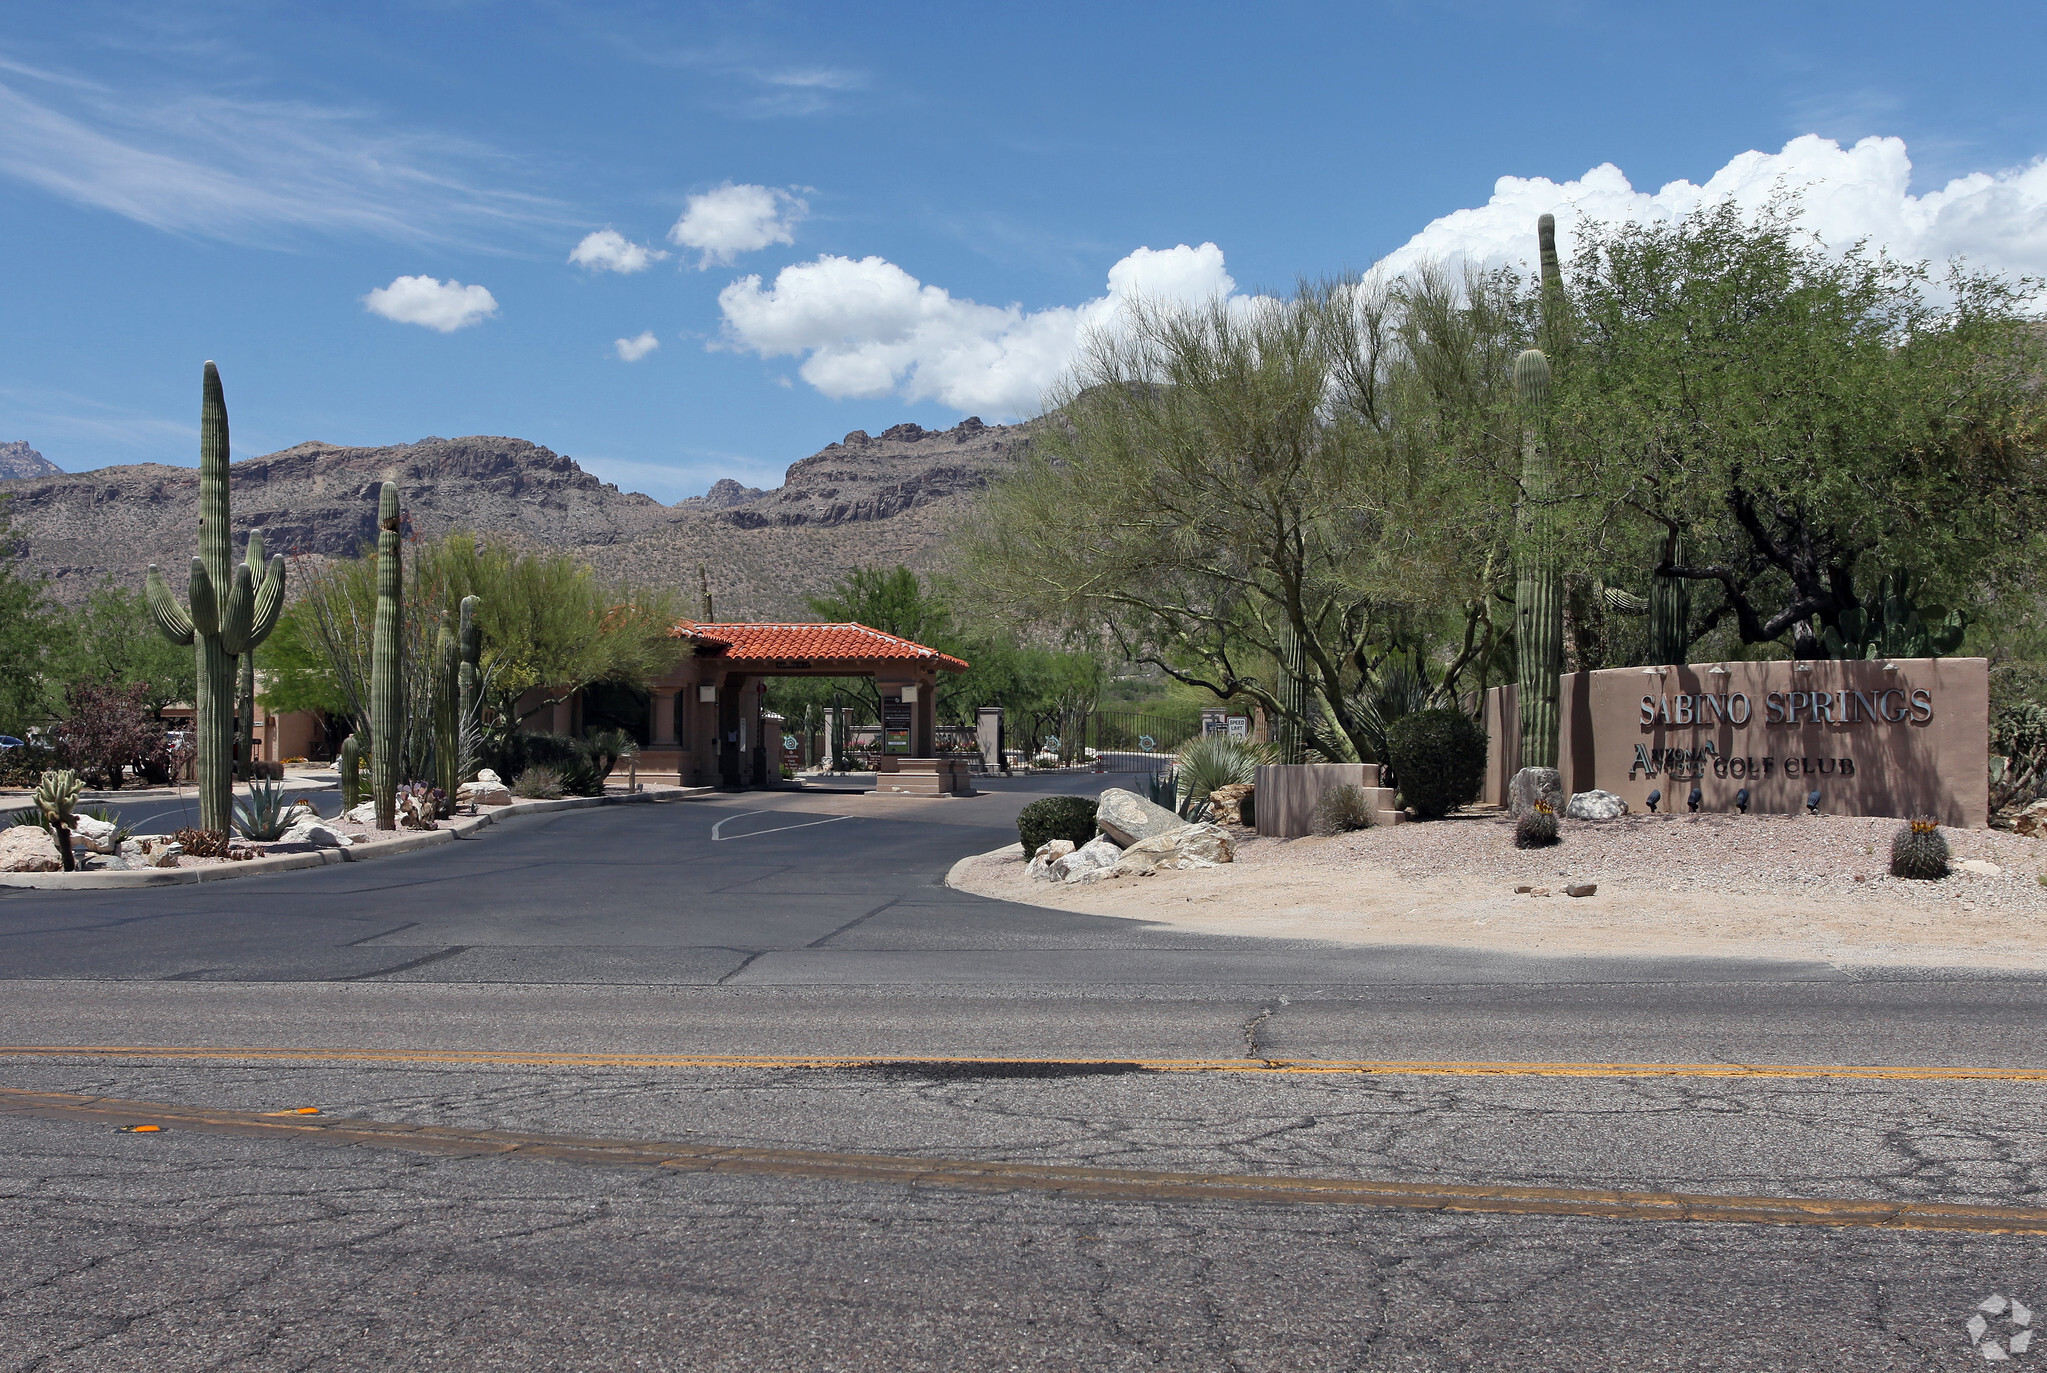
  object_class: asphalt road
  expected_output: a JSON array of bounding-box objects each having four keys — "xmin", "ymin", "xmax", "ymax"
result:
[{"xmin": 4, "ymin": 772, "xmax": 2046, "ymax": 1369}]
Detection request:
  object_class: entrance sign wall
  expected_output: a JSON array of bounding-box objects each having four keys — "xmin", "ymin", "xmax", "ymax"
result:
[{"xmin": 1484, "ymin": 657, "xmax": 1989, "ymax": 828}]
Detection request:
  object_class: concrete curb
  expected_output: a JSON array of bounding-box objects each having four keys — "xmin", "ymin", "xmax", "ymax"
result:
[{"xmin": 0, "ymin": 786, "xmax": 716, "ymax": 890}]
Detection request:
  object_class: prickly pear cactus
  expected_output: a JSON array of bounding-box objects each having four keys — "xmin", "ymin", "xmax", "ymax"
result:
[{"xmin": 143, "ymin": 364, "xmax": 286, "ymax": 833}]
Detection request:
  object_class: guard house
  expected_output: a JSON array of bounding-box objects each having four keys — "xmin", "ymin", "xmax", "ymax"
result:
[{"xmin": 617, "ymin": 621, "xmax": 971, "ymax": 792}]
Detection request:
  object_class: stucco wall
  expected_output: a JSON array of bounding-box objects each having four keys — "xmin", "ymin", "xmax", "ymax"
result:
[{"xmin": 1486, "ymin": 657, "xmax": 1989, "ymax": 827}]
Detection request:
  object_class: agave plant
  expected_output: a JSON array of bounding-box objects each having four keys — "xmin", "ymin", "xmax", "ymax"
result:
[{"xmin": 232, "ymin": 779, "xmax": 293, "ymax": 841}]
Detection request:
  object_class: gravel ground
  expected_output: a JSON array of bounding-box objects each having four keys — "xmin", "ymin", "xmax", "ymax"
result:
[{"xmin": 954, "ymin": 808, "xmax": 2047, "ymax": 969}]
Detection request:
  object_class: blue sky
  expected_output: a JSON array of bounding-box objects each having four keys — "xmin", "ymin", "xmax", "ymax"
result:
[{"xmin": 3, "ymin": 1, "xmax": 2044, "ymax": 500}]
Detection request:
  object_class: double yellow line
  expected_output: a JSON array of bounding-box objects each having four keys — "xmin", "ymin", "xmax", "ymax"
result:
[
  {"xmin": 7, "ymin": 1083, "xmax": 2047, "ymax": 1235},
  {"xmin": 5, "ymin": 1044, "xmax": 2047, "ymax": 1082}
]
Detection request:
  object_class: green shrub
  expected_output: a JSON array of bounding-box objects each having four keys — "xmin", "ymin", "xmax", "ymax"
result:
[
  {"xmin": 494, "ymin": 732, "xmax": 606, "ymax": 797},
  {"xmin": 1311, "ymin": 783, "xmax": 1376, "ymax": 836},
  {"xmin": 1386, "ymin": 708, "xmax": 1487, "ymax": 818},
  {"xmin": 1017, "ymin": 795, "xmax": 1098, "ymax": 858},
  {"xmin": 0, "ymin": 744, "xmax": 62, "ymax": 789},
  {"xmin": 511, "ymin": 764, "xmax": 566, "ymax": 800}
]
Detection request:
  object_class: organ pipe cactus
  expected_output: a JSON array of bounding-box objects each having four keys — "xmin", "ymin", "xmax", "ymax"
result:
[
  {"xmin": 457, "ymin": 595, "xmax": 482, "ymax": 782},
  {"xmin": 143, "ymin": 363, "xmax": 287, "ymax": 834},
  {"xmin": 370, "ymin": 482, "xmax": 403, "ymax": 830},
  {"xmin": 1513, "ymin": 348, "xmax": 1563, "ymax": 770}
]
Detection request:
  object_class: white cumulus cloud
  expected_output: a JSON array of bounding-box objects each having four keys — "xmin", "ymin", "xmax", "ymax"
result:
[
  {"xmin": 614, "ymin": 330, "xmax": 660, "ymax": 362},
  {"xmin": 670, "ymin": 182, "xmax": 807, "ymax": 267},
  {"xmin": 716, "ymin": 242, "xmax": 1241, "ymax": 415},
  {"xmin": 1377, "ymin": 134, "xmax": 2047, "ymax": 281},
  {"xmin": 570, "ymin": 229, "xmax": 666, "ymax": 273},
  {"xmin": 363, "ymin": 275, "xmax": 498, "ymax": 332}
]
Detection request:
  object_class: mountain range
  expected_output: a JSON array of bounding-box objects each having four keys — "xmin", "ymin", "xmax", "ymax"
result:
[{"xmin": 0, "ymin": 417, "xmax": 1031, "ymax": 619}]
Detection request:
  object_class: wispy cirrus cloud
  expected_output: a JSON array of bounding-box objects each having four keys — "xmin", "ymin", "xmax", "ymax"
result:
[{"xmin": 0, "ymin": 53, "xmax": 565, "ymax": 247}]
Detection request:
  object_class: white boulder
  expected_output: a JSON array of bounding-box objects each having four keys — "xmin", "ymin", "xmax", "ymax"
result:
[
  {"xmin": 1051, "ymin": 835, "xmax": 1124, "ymax": 883},
  {"xmin": 0, "ymin": 825, "xmax": 62, "ymax": 872},
  {"xmin": 343, "ymin": 801, "xmax": 378, "ymax": 825},
  {"xmin": 458, "ymin": 776, "xmax": 512, "ymax": 806},
  {"xmin": 279, "ymin": 816, "xmax": 352, "ymax": 848},
  {"xmin": 1027, "ymin": 839, "xmax": 1075, "ymax": 881},
  {"xmin": 1114, "ymin": 822, "xmax": 1235, "ymax": 876},
  {"xmin": 1565, "ymin": 790, "xmax": 1629, "ymax": 821},
  {"xmin": 70, "ymin": 814, "xmax": 121, "ymax": 853},
  {"xmin": 1093, "ymin": 788, "xmax": 1189, "ymax": 847}
]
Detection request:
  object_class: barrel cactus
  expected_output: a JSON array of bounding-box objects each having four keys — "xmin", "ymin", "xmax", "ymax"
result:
[
  {"xmin": 1513, "ymin": 348, "xmax": 1563, "ymax": 769},
  {"xmin": 143, "ymin": 363, "xmax": 287, "ymax": 833},
  {"xmin": 1890, "ymin": 818, "xmax": 1950, "ymax": 881},
  {"xmin": 1514, "ymin": 799, "xmax": 1560, "ymax": 849},
  {"xmin": 370, "ymin": 483, "xmax": 403, "ymax": 829}
]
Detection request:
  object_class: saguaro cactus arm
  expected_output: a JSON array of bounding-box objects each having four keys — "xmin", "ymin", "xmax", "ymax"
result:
[{"xmin": 145, "ymin": 565, "xmax": 195, "ymax": 645}]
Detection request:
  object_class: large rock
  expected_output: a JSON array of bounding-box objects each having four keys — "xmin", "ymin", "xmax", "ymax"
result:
[
  {"xmin": 1051, "ymin": 835, "xmax": 1124, "ymax": 883},
  {"xmin": 1565, "ymin": 789, "xmax": 1629, "ymax": 821},
  {"xmin": 70, "ymin": 814, "xmax": 121, "ymax": 853},
  {"xmin": 1093, "ymin": 788, "xmax": 1189, "ymax": 847},
  {"xmin": 1027, "ymin": 839, "xmax": 1075, "ymax": 881},
  {"xmin": 458, "ymin": 776, "xmax": 512, "ymax": 806},
  {"xmin": 1113, "ymin": 823, "xmax": 1235, "ymax": 876},
  {"xmin": 343, "ymin": 801, "xmax": 378, "ymax": 825},
  {"xmin": 0, "ymin": 825, "xmax": 62, "ymax": 872},
  {"xmin": 1207, "ymin": 783, "xmax": 1254, "ymax": 827},
  {"xmin": 1509, "ymin": 767, "xmax": 1563, "ymax": 818},
  {"xmin": 2012, "ymin": 799, "xmax": 2047, "ymax": 837},
  {"xmin": 278, "ymin": 816, "xmax": 353, "ymax": 848}
]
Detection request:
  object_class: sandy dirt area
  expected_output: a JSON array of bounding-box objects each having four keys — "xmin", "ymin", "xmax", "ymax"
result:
[{"xmin": 950, "ymin": 809, "xmax": 2047, "ymax": 970}]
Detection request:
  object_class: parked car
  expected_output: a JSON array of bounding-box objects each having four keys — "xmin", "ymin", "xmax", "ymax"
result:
[{"xmin": 0, "ymin": 736, "xmax": 22, "ymax": 750}]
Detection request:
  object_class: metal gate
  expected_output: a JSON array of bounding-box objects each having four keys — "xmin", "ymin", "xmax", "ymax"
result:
[{"xmin": 1085, "ymin": 710, "xmax": 1200, "ymax": 773}]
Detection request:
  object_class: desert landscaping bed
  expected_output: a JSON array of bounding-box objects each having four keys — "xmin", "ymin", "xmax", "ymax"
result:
[{"xmin": 952, "ymin": 808, "xmax": 2047, "ymax": 970}]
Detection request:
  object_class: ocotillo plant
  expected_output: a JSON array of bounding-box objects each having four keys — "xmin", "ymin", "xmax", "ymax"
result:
[
  {"xmin": 456, "ymin": 595, "xmax": 483, "ymax": 781},
  {"xmin": 144, "ymin": 364, "xmax": 287, "ymax": 833},
  {"xmin": 1514, "ymin": 348, "xmax": 1563, "ymax": 770},
  {"xmin": 340, "ymin": 735, "xmax": 362, "ymax": 810},
  {"xmin": 370, "ymin": 482, "xmax": 403, "ymax": 829}
]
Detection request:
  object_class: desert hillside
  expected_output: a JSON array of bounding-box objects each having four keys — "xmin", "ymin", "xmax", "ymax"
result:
[{"xmin": 0, "ymin": 417, "xmax": 1031, "ymax": 619}]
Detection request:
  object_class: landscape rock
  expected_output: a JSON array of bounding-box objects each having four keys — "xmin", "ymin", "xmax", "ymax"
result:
[
  {"xmin": 343, "ymin": 801, "xmax": 378, "ymax": 825},
  {"xmin": 70, "ymin": 814, "xmax": 120, "ymax": 853},
  {"xmin": 1959, "ymin": 859, "xmax": 2001, "ymax": 877},
  {"xmin": 279, "ymin": 817, "xmax": 353, "ymax": 848},
  {"xmin": 1207, "ymin": 783, "xmax": 1254, "ymax": 827},
  {"xmin": 1112, "ymin": 823, "xmax": 1235, "ymax": 877},
  {"xmin": 0, "ymin": 825, "xmax": 62, "ymax": 872},
  {"xmin": 1509, "ymin": 767, "xmax": 1564, "ymax": 818},
  {"xmin": 458, "ymin": 777, "xmax": 512, "ymax": 806},
  {"xmin": 1027, "ymin": 839, "xmax": 1075, "ymax": 881},
  {"xmin": 2013, "ymin": 800, "xmax": 2047, "ymax": 837},
  {"xmin": 1566, "ymin": 883, "xmax": 1599, "ymax": 898},
  {"xmin": 123, "ymin": 837, "xmax": 181, "ymax": 867},
  {"xmin": 1093, "ymin": 788, "xmax": 1190, "ymax": 848},
  {"xmin": 1565, "ymin": 790, "xmax": 1629, "ymax": 821},
  {"xmin": 1051, "ymin": 835, "xmax": 1124, "ymax": 883}
]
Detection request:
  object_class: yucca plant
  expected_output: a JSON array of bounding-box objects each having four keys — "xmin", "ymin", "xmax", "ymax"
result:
[
  {"xmin": 232, "ymin": 779, "xmax": 293, "ymax": 841},
  {"xmin": 1890, "ymin": 817, "xmax": 1950, "ymax": 880},
  {"xmin": 1515, "ymin": 799, "xmax": 1560, "ymax": 849},
  {"xmin": 1174, "ymin": 736, "xmax": 1273, "ymax": 815}
]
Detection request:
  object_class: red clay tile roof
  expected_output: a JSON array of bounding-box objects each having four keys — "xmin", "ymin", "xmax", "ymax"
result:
[{"xmin": 671, "ymin": 621, "xmax": 968, "ymax": 672}]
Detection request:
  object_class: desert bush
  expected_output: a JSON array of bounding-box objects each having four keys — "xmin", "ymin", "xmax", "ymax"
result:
[
  {"xmin": 1991, "ymin": 700, "xmax": 2047, "ymax": 812},
  {"xmin": 55, "ymin": 679, "xmax": 159, "ymax": 790},
  {"xmin": 1514, "ymin": 800, "xmax": 1560, "ymax": 848},
  {"xmin": 1311, "ymin": 783, "xmax": 1376, "ymax": 836},
  {"xmin": 511, "ymin": 764, "xmax": 566, "ymax": 800},
  {"xmin": 0, "ymin": 743, "xmax": 62, "ymax": 788},
  {"xmin": 1386, "ymin": 708, "xmax": 1487, "ymax": 818},
  {"xmin": 1175, "ymin": 736, "xmax": 1272, "ymax": 807},
  {"xmin": 173, "ymin": 827, "xmax": 239, "ymax": 859},
  {"xmin": 1017, "ymin": 795, "xmax": 1098, "ymax": 858},
  {"xmin": 491, "ymin": 732, "xmax": 605, "ymax": 797},
  {"xmin": 1890, "ymin": 817, "xmax": 1950, "ymax": 880}
]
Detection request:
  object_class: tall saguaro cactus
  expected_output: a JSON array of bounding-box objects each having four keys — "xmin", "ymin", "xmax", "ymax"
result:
[
  {"xmin": 1536, "ymin": 212, "xmax": 1570, "ymax": 358},
  {"xmin": 371, "ymin": 482, "xmax": 404, "ymax": 829},
  {"xmin": 457, "ymin": 594, "xmax": 482, "ymax": 780},
  {"xmin": 1648, "ymin": 532, "xmax": 1692, "ymax": 665},
  {"xmin": 1514, "ymin": 348, "xmax": 1563, "ymax": 770},
  {"xmin": 1275, "ymin": 621, "xmax": 1309, "ymax": 765},
  {"xmin": 144, "ymin": 363, "xmax": 286, "ymax": 833}
]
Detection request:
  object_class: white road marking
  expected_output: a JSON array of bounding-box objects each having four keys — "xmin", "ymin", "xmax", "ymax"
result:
[{"xmin": 711, "ymin": 811, "xmax": 856, "ymax": 842}]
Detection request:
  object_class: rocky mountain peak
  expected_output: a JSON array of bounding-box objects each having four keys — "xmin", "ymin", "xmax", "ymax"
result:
[{"xmin": 0, "ymin": 441, "xmax": 59, "ymax": 481}]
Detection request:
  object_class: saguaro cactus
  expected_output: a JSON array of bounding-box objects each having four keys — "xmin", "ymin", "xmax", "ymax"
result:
[
  {"xmin": 457, "ymin": 594, "xmax": 482, "ymax": 780},
  {"xmin": 1648, "ymin": 532, "xmax": 1692, "ymax": 665},
  {"xmin": 1514, "ymin": 348, "xmax": 1563, "ymax": 770},
  {"xmin": 433, "ymin": 614, "xmax": 460, "ymax": 801},
  {"xmin": 144, "ymin": 363, "xmax": 286, "ymax": 833},
  {"xmin": 236, "ymin": 642, "xmax": 257, "ymax": 779},
  {"xmin": 340, "ymin": 735, "xmax": 362, "ymax": 810},
  {"xmin": 1275, "ymin": 621, "xmax": 1308, "ymax": 765},
  {"xmin": 370, "ymin": 482, "xmax": 403, "ymax": 829},
  {"xmin": 1536, "ymin": 212, "xmax": 1569, "ymax": 358}
]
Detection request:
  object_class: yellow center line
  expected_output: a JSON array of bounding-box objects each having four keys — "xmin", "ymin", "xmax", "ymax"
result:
[
  {"xmin": 3, "ymin": 1085, "xmax": 2043, "ymax": 1235},
  {"xmin": 2, "ymin": 1044, "xmax": 2045, "ymax": 1082}
]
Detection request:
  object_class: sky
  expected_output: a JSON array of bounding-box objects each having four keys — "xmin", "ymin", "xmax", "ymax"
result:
[{"xmin": 3, "ymin": 1, "xmax": 2045, "ymax": 502}]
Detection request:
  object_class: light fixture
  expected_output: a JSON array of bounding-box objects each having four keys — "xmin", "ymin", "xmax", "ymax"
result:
[
  {"xmin": 1793, "ymin": 661, "xmax": 1814, "ymax": 673},
  {"xmin": 1882, "ymin": 661, "xmax": 1900, "ymax": 672},
  {"xmin": 1707, "ymin": 665, "xmax": 1730, "ymax": 676},
  {"xmin": 900, "ymin": 684, "xmax": 919, "ymax": 703},
  {"xmin": 1640, "ymin": 666, "xmax": 1668, "ymax": 677}
]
